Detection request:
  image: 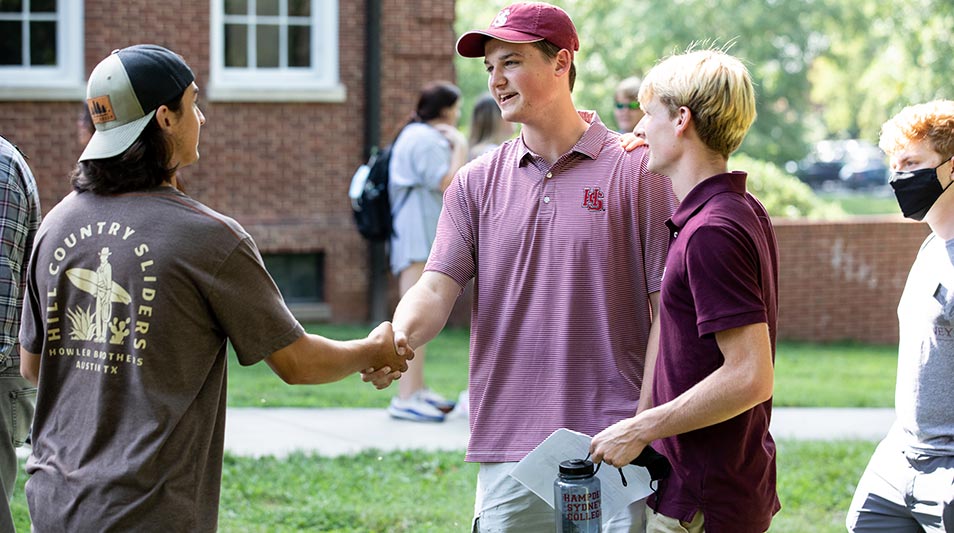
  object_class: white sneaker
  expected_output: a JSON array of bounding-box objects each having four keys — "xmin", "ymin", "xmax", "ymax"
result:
[
  {"xmin": 418, "ymin": 387, "xmax": 456, "ymax": 413},
  {"xmin": 448, "ymin": 389, "xmax": 469, "ymax": 419},
  {"xmin": 388, "ymin": 391, "xmax": 446, "ymax": 422}
]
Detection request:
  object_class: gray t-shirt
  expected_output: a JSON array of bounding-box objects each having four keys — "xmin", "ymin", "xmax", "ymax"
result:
[
  {"xmin": 388, "ymin": 122, "xmax": 450, "ymax": 275},
  {"xmin": 891, "ymin": 233, "xmax": 954, "ymax": 455},
  {"xmin": 19, "ymin": 187, "xmax": 304, "ymax": 532}
]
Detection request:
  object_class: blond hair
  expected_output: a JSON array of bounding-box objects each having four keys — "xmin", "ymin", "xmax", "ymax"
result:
[
  {"xmin": 879, "ymin": 100, "xmax": 954, "ymax": 159},
  {"xmin": 639, "ymin": 48, "xmax": 756, "ymax": 158}
]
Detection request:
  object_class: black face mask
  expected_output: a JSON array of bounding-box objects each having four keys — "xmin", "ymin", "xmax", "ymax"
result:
[{"xmin": 890, "ymin": 159, "xmax": 953, "ymax": 221}]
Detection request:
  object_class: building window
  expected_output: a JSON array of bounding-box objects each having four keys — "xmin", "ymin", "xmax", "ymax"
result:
[
  {"xmin": 0, "ymin": 0, "xmax": 84, "ymax": 100},
  {"xmin": 263, "ymin": 252, "xmax": 325, "ymax": 303},
  {"xmin": 209, "ymin": 0, "xmax": 344, "ymax": 102},
  {"xmin": 263, "ymin": 252, "xmax": 329, "ymax": 322}
]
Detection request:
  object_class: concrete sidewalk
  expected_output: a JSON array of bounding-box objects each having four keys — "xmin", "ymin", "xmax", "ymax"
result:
[{"xmin": 223, "ymin": 406, "xmax": 896, "ymax": 458}]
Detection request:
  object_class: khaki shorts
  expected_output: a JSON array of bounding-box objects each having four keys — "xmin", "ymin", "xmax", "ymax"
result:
[{"xmin": 645, "ymin": 508, "xmax": 704, "ymax": 533}]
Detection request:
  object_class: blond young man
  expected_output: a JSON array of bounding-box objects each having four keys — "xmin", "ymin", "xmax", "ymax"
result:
[
  {"xmin": 846, "ymin": 100, "xmax": 954, "ymax": 532},
  {"xmin": 591, "ymin": 49, "xmax": 780, "ymax": 533}
]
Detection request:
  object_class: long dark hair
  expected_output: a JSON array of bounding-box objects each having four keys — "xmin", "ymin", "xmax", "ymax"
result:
[{"xmin": 70, "ymin": 91, "xmax": 185, "ymax": 194}]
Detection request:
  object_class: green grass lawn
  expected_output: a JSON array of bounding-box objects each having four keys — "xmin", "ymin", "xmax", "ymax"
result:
[
  {"xmin": 8, "ymin": 439, "xmax": 877, "ymax": 532},
  {"xmin": 227, "ymin": 324, "xmax": 471, "ymax": 408},
  {"xmin": 773, "ymin": 341, "xmax": 896, "ymax": 407},
  {"xmin": 227, "ymin": 324, "xmax": 897, "ymax": 409}
]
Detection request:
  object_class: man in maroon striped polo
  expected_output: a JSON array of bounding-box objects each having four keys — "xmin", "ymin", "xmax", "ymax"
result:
[{"xmin": 365, "ymin": 2, "xmax": 676, "ymax": 530}]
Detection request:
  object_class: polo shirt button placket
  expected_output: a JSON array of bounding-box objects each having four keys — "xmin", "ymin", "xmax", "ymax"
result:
[{"xmin": 542, "ymin": 170, "xmax": 555, "ymax": 211}]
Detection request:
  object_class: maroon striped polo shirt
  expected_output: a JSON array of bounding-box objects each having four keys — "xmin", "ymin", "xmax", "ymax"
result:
[{"xmin": 426, "ymin": 112, "xmax": 676, "ymax": 462}]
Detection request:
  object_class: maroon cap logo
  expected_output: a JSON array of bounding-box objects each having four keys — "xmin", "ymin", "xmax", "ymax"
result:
[{"xmin": 492, "ymin": 8, "xmax": 510, "ymax": 27}]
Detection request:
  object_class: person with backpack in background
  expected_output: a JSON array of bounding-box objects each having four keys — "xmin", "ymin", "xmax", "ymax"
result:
[{"xmin": 386, "ymin": 80, "xmax": 469, "ymax": 422}]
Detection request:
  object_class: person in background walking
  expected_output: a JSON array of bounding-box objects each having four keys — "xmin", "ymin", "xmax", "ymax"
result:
[
  {"xmin": 77, "ymin": 105, "xmax": 95, "ymax": 148},
  {"xmin": 846, "ymin": 99, "xmax": 954, "ymax": 532},
  {"xmin": 0, "ymin": 135, "xmax": 40, "ymax": 533},
  {"xmin": 386, "ymin": 80, "xmax": 469, "ymax": 423}
]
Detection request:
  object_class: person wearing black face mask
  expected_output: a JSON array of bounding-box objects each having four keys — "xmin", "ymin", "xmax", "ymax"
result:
[
  {"xmin": 846, "ymin": 100, "xmax": 954, "ymax": 533},
  {"xmin": 889, "ymin": 158, "xmax": 954, "ymax": 221}
]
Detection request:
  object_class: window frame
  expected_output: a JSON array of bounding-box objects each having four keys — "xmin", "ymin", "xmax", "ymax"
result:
[
  {"xmin": 0, "ymin": 0, "xmax": 85, "ymax": 100},
  {"xmin": 208, "ymin": 0, "xmax": 345, "ymax": 102}
]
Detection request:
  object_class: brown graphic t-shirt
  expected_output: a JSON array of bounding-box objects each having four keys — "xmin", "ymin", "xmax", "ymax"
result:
[{"xmin": 19, "ymin": 187, "xmax": 304, "ymax": 532}]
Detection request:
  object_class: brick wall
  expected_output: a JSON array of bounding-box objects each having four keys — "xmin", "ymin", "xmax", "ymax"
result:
[
  {"xmin": 0, "ymin": 0, "xmax": 458, "ymax": 324},
  {"xmin": 443, "ymin": 216, "xmax": 930, "ymax": 345},
  {"xmin": 775, "ymin": 216, "xmax": 930, "ymax": 345}
]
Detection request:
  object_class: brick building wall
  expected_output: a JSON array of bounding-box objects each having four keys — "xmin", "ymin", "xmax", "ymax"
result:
[
  {"xmin": 442, "ymin": 216, "xmax": 931, "ymax": 345},
  {"xmin": 0, "ymin": 0, "xmax": 458, "ymax": 324},
  {"xmin": 775, "ymin": 216, "xmax": 930, "ymax": 345}
]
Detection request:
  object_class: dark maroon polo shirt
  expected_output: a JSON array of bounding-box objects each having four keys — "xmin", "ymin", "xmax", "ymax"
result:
[{"xmin": 649, "ymin": 172, "xmax": 781, "ymax": 533}]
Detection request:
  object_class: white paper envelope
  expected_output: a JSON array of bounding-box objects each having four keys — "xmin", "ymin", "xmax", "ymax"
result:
[{"xmin": 509, "ymin": 428, "xmax": 654, "ymax": 519}]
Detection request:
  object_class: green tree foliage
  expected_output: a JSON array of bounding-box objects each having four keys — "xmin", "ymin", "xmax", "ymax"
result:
[
  {"xmin": 455, "ymin": 0, "xmax": 823, "ymax": 165},
  {"xmin": 730, "ymin": 154, "xmax": 844, "ymax": 219},
  {"xmin": 809, "ymin": 0, "xmax": 954, "ymax": 142},
  {"xmin": 455, "ymin": 0, "xmax": 953, "ymax": 166}
]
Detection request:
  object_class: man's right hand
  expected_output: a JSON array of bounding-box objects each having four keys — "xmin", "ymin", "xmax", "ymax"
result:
[
  {"xmin": 366, "ymin": 322, "xmax": 413, "ymax": 372},
  {"xmin": 360, "ymin": 324, "xmax": 412, "ymax": 389}
]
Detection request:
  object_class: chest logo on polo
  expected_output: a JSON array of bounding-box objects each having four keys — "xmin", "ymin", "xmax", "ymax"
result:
[{"xmin": 582, "ymin": 187, "xmax": 605, "ymax": 212}]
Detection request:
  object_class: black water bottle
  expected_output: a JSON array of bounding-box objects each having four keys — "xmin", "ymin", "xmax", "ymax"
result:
[{"xmin": 554, "ymin": 459, "xmax": 602, "ymax": 532}]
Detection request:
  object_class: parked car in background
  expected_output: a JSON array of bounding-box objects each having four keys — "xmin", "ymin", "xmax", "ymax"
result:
[{"xmin": 793, "ymin": 139, "xmax": 889, "ymax": 189}]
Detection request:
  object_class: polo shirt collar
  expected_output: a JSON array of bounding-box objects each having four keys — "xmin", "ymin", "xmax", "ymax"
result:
[
  {"xmin": 669, "ymin": 171, "xmax": 748, "ymax": 229},
  {"xmin": 516, "ymin": 110, "xmax": 608, "ymax": 165}
]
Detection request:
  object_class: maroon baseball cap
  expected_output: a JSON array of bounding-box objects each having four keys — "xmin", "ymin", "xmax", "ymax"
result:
[{"xmin": 456, "ymin": 2, "xmax": 580, "ymax": 59}]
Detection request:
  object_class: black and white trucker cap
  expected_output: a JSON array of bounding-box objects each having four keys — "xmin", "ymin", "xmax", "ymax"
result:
[{"xmin": 79, "ymin": 44, "xmax": 195, "ymax": 162}]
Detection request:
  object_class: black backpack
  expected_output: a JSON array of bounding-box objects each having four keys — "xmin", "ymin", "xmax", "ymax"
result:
[{"xmin": 349, "ymin": 145, "xmax": 412, "ymax": 241}]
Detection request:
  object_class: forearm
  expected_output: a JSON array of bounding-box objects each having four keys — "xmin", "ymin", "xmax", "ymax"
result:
[
  {"xmin": 265, "ymin": 333, "xmax": 378, "ymax": 385},
  {"xmin": 635, "ymin": 359, "xmax": 773, "ymax": 443},
  {"xmin": 440, "ymin": 150, "xmax": 467, "ymax": 192},
  {"xmin": 20, "ymin": 348, "xmax": 39, "ymax": 385},
  {"xmin": 392, "ymin": 271, "xmax": 459, "ymax": 349}
]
